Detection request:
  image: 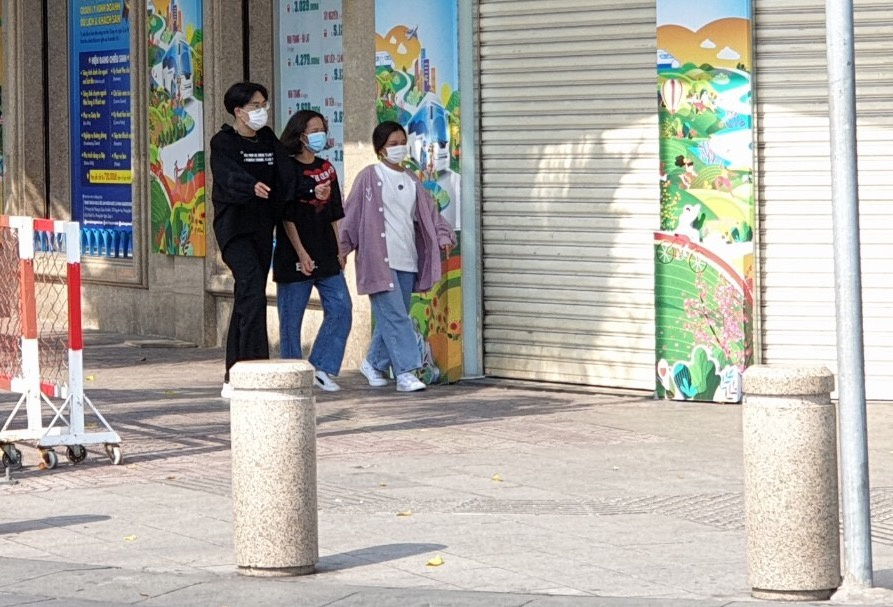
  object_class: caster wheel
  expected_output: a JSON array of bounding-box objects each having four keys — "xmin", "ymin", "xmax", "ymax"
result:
[
  {"xmin": 66, "ymin": 445, "xmax": 88, "ymax": 464},
  {"xmin": 105, "ymin": 444, "xmax": 124, "ymax": 466},
  {"xmin": 41, "ymin": 449, "xmax": 58, "ymax": 470},
  {"xmin": 2, "ymin": 447, "xmax": 23, "ymax": 470}
]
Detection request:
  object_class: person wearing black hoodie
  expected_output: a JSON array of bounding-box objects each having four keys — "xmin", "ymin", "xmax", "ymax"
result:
[{"xmin": 210, "ymin": 81, "xmax": 291, "ymax": 398}]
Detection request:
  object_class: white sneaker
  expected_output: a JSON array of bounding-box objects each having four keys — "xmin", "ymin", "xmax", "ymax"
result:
[
  {"xmin": 314, "ymin": 370, "xmax": 341, "ymax": 392},
  {"xmin": 220, "ymin": 382, "xmax": 234, "ymax": 399},
  {"xmin": 396, "ymin": 372, "xmax": 426, "ymax": 393},
  {"xmin": 359, "ymin": 358, "xmax": 389, "ymax": 387}
]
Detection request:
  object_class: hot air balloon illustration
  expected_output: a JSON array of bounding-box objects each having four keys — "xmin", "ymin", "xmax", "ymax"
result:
[{"xmin": 660, "ymin": 78, "xmax": 687, "ymax": 115}]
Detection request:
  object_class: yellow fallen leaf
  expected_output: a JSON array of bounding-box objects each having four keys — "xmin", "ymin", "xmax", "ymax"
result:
[
  {"xmin": 491, "ymin": 473, "xmax": 502, "ymax": 482},
  {"xmin": 164, "ymin": 391, "xmax": 177, "ymax": 396},
  {"xmin": 379, "ymin": 483, "xmax": 388, "ymax": 487},
  {"xmin": 124, "ymin": 535, "xmax": 137, "ymax": 542},
  {"xmin": 426, "ymin": 555, "xmax": 445, "ymax": 567},
  {"xmin": 396, "ymin": 510, "xmax": 412, "ymax": 517},
  {"xmin": 85, "ymin": 375, "xmax": 95, "ymax": 381}
]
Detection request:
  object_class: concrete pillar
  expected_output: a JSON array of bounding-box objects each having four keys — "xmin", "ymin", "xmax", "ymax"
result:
[
  {"xmin": 230, "ymin": 359, "xmax": 318, "ymax": 576},
  {"xmin": 742, "ymin": 365, "xmax": 841, "ymax": 601},
  {"xmin": 335, "ymin": 0, "xmax": 378, "ymax": 371},
  {"xmin": 3, "ymin": 0, "xmax": 47, "ymax": 217}
]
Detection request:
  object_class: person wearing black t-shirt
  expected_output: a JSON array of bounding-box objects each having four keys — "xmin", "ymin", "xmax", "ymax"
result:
[
  {"xmin": 210, "ymin": 82, "xmax": 291, "ymax": 399},
  {"xmin": 273, "ymin": 110, "xmax": 352, "ymax": 392}
]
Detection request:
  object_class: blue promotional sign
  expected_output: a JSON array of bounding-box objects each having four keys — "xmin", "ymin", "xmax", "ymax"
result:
[{"xmin": 69, "ymin": 1, "xmax": 133, "ymax": 257}]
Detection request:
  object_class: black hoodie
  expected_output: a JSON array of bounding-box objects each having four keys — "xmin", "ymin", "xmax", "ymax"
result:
[{"xmin": 209, "ymin": 124, "xmax": 293, "ymax": 252}]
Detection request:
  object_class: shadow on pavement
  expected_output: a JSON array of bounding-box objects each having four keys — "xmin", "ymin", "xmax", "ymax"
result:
[
  {"xmin": 315, "ymin": 389, "xmax": 634, "ymax": 437},
  {"xmin": 315, "ymin": 542, "xmax": 448, "ymax": 572},
  {"xmin": 0, "ymin": 515, "xmax": 111, "ymax": 535},
  {"xmin": 874, "ymin": 568, "xmax": 893, "ymax": 590}
]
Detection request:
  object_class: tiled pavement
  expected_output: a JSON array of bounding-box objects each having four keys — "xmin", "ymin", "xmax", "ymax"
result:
[{"xmin": 1, "ymin": 332, "xmax": 893, "ymax": 606}]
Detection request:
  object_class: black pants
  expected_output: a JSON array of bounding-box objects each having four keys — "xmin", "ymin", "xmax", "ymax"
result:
[{"xmin": 221, "ymin": 233, "xmax": 273, "ymax": 381}]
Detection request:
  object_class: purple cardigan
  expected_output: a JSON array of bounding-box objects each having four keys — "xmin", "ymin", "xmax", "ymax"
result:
[{"xmin": 340, "ymin": 164, "xmax": 457, "ymax": 295}]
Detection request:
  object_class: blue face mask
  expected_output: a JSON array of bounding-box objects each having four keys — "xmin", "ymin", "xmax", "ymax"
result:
[{"xmin": 305, "ymin": 132, "xmax": 327, "ymax": 153}]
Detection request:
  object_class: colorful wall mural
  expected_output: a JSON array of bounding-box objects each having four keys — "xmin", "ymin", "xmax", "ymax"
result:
[
  {"xmin": 375, "ymin": 0, "xmax": 463, "ymax": 383},
  {"xmin": 148, "ymin": 0, "xmax": 205, "ymax": 256},
  {"xmin": 655, "ymin": 1, "xmax": 756, "ymax": 403},
  {"xmin": 275, "ymin": 0, "xmax": 344, "ymax": 178}
]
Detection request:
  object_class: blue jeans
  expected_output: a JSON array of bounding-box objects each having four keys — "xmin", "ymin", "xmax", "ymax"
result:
[
  {"xmin": 368, "ymin": 270, "xmax": 421, "ymax": 376},
  {"xmin": 277, "ymin": 273, "xmax": 352, "ymax": 375}
]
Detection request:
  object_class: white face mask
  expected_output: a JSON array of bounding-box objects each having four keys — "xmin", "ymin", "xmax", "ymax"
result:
[
  {"xmin": 384, "ymin": 144, "xmax": 409, "ymax": 165},
  {"xmin": 243, "ymin": 107, "xmax": 268, "ymax": 131}
]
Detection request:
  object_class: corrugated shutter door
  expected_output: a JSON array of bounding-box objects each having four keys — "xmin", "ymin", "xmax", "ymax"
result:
[
  {"xmin": 478, "ymin": 0, "xmax": 658, "ymax": 388},
  {"xmin": 756, "ymin": 0, "xmax": 893, "ymax": 399}
]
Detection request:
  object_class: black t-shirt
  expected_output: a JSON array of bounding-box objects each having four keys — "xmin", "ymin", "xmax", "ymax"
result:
[{"xmin": 273, "ymin": 157, "xmax": 345, "ymax": 283}]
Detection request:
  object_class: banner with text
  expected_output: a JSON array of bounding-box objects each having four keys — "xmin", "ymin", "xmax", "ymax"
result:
[
  {"xmin": 69, "ymin": 0, "xmax": 133, "ymax": 257},
  {"xmin": 276, "ymin": 0, "xmax": 344, "ymax": 178}
]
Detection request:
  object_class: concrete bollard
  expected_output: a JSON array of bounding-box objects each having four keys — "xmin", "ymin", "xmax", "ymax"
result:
[
  {"xmin": 229, "ymin": 359, "xmax": 318, "ymax": 576},
  {"xmin": 742, "ymin": 365, "xmax": 841, "ymax": 601}
]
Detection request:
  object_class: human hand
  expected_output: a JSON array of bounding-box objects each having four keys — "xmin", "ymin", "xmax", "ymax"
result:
[
  {"xmin": 255, "ymin": 182, "xmax": 271, "ymax": 199},
  {"xmin": 338, "ymin": 253, "xmax": 348, "ymax": 270},
  {"xmin": 298, "ymin": 252, "xmax": 316, "ymax": 275},
  {"xmin": 315, "ymin": 182, "xmax": 332, "ymax": 201},
  {"xmin": 441, "ymin": 243, "xmax": 453, "ymax": 256}
]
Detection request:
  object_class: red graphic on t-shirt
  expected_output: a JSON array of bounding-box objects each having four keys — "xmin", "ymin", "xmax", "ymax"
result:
[{"xmin": 304, "ymin": 161, "xmax": 337, "ymax": 213}]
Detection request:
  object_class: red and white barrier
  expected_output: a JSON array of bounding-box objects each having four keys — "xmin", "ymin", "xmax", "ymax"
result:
[{"xmin": 0, "ymin": 216, "xmax": 122, "ymax": 469}]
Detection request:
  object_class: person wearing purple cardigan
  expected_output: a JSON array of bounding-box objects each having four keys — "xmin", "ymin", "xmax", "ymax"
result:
[{"xmin": 340, "ymin": 121, "xmax": 456, "ymax": 392}]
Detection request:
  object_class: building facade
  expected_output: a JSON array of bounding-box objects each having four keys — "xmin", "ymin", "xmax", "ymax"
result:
[{"xmin": 1, "ymin": 1, "xmax": 891, "ymax": 398}]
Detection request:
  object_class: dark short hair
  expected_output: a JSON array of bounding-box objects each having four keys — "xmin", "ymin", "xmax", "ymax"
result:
[
  {"xmin": 280, "ymin": 110, "xmax": 327, "ymax": 155},
  {"xmin": 223, "ymin": 81, "xmax": 269, "ymax": 115},
  {"xmin": 372, "ymin": 121, "xmax": 406, "ymax": 156}
]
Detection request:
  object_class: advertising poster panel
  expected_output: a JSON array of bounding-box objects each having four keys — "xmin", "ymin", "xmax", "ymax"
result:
[
  {"xmin": 654, "ymin": 0, "xmax": 756, "ymax": 403},
  {"xmin": 375, "ymin": 0, "xmax": 463, "ymax": 383},
  {"xmin": 276, "ymin": 0, "xmax": 344, "ymax": 178},
  {"xmin": 70, "ymin": 0, "xmax": 133, "ymax": 257},
  {"xmin": 148, "ymin": 0, "xmax": 206, "ymax": 256}
]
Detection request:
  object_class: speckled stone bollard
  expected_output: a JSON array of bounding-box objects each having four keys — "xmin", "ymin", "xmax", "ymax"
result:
[
  {"xmin": 742, "ymin": 365, "xmax": 840, "ymax": 601},
  {"xmin": 230, "ymin": 360, "xmax": 318, "ymax": 576}
]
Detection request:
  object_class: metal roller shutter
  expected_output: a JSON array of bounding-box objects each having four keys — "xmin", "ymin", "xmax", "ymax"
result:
[
  {"xmin": 755, "ymin": 0, "xmax": 893, "ymax": 399},
  {"xmin": 478, "ymin": 0, "xmax": 658, "ymax": 388}
]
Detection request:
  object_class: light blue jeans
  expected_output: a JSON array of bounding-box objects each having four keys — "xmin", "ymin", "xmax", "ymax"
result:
[
  {"xmin": 277, "ymin": 273, "xmax": 352, "ymax": 376},
  {"xmin": 368, "ymin": 270, "xmax": 421, "ymax": 376}
]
